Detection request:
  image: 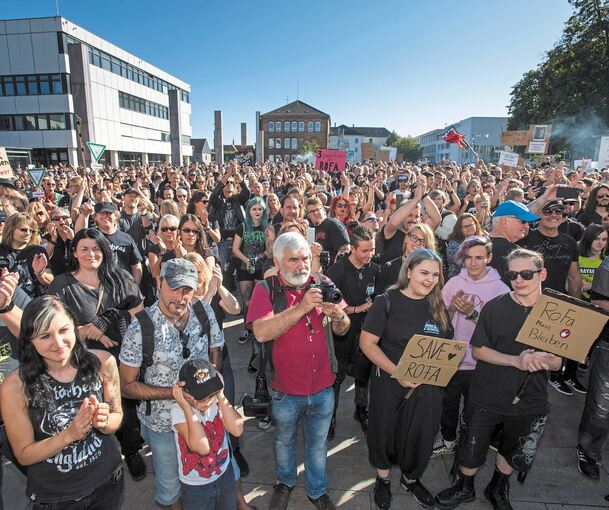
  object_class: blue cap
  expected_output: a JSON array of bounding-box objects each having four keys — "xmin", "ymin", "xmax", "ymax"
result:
[
  {"xmin": 160, "ymin": 258, "xmax": 199, "ymax": 290},
  {"xmin": 492, "ymin": 200, "xmax": 540, "ymax": 222}
]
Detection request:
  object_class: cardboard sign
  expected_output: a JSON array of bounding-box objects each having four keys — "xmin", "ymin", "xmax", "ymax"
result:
[
  {"xmin": 392, "ymin": 335, "xmax": 467, "ymax": 387},
  {"xmin": 598, "ymin": 136, "xmax": 609, "ymax": 169},
  {"xmin": 516, "ymin": 292, "xmax": 609, "ymax": 363},
  {"xmin": 315, "ymin": 149, "xmax": 346, "ymax": 172},
  {"xmin": 501, "ymin": 130, "xmax": 530, "ymax": 146},
  {"xmin": 0, "ymin": 147, "xmax": 14, "ymax": 179},
  {"xmin": 528, "ymin": 141, "xmax": 547, "ymax": 154},
  {"xmin": 498, "ymin": 151, "xmax": 520, "ymax": 167},
  {"xmin": 361, "ymin": 142, "xmax": 374, "ymax": 161}
]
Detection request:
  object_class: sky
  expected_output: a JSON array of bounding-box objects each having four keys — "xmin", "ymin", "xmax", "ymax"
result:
[{"xmin": 5, "ymin": 0, "xmax": 574, "ymax": 144}]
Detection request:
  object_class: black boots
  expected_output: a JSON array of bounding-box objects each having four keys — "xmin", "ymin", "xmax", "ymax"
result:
[
  {"xmin": 484, "ymin": 469, "xmax": 512, "ymax": 510},
  {"xmin": 435, "ymin": 472, "xmax": 476, "ymax": 509}
]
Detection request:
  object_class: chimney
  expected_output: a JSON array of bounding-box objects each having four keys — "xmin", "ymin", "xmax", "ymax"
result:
[
  {"xmin": 241, "ymin": 122, "xmax": 247, "ymax": 146},
  {"xmin": 255, "ymin": 111, "xmax": 263, "ymax": 164},
  {"xmin": 214, "ymin": 110, "xmax": 223, "ymax": 163}
]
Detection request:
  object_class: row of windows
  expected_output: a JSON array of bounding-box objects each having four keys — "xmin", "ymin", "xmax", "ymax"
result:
[
  {"xmin": 119, "ymin": 91, "xmax": 169, "ymax": 119},
  {"xmin": 0, "ymin": 113, "xmax": 71, "ymax": 131},
  {"xmin": 268, "ymin": 154, "xmax": 299, "ymax": 163},
  {"xmin": 268, "ymin": 137, "xmax": 302, "ymax": 150},
  {"xmin": 0, "ymin": 74, "xmax": 67, "ymax": 97},
  {"xmin": 268, "ymin": 121, "xmax": 321, "ymax": 133},
  {"xmin": 77, "ymin": 39, "xmax": 189, "ymax": 103}
]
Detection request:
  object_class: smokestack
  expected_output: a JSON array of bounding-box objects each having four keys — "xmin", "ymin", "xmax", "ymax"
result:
[
  {"xmin": 255, "ymin": 111, "xmax": 263, "ymax": 164},
  {"xmin": 241, "ymin": 122, "xmax": 247, "ymax": 146},
  {"xmin": 214, "ymin": 110, "xmax": 223, "ymax": 163}
]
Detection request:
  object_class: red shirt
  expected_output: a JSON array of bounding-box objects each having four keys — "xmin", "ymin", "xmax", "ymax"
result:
[{"xmin": 247, "ymin": 275, "xmax": 344, "ymax": 396}]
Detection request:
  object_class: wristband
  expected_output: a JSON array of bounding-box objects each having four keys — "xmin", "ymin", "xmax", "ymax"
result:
[
  {"xmin": 466, "ymin": 309, "xmax": 479, "ymax": 322},
  {"xmin": 332, "ymin": 312, "xmax": 346, "ymax": 322},
  {"xmin": 0, "ymin": 301, "xmax": 14, "ymax": 314}
]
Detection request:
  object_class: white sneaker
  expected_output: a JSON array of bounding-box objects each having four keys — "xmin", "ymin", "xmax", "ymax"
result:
[{"xmin": 431, "ymin": 438, "xmax": 456, "ymax": 457}]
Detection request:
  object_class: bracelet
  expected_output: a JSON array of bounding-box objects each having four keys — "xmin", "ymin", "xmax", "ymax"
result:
[
  {"xmin": 35, "ymin": 269, "xmax": 46, "ymax": 276},
  {"xmin": 465, "ymin": 309, "xmax": 479, "ymax": 322},
  {"xmin": 48, "ymin": 239, "xmax": 58, "ymax": 246},
  {"xmin": 332, "ymin": 312, "xmax": 346, "ymax": 322},
  {"xmin": 0, "ymin": 301, "xmax": 14, "ymax": 314}
]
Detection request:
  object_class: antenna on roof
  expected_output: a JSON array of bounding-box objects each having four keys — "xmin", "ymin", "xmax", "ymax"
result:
[
  {"xmin": 286, "ymin": 96, "xmax": 289, "ymax": 104},
  {"xmin": 56, "ymin": 0, "xmax": 60, "ymax": 16},
  {"xmin": 297, "ymin": 80, "xmax": 299, "ymax": 100}
]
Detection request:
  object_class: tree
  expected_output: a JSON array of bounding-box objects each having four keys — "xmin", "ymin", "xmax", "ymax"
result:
[
  {"xmin": 385, "ymin": 130, "xmax": 401, "ymax": 147},
  {"xmin": 395, "ymin": 135, "xmax": 422, "ymax": 162},
  {"xmin": 300, "ymin": 139, "xmax": 319, "ymax": 155}
]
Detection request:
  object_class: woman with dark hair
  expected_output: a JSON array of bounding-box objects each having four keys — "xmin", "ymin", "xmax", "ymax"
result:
[
  {"xmin": 445, "ymin": 213, "xmax": 483, "ymax": 279},
  {"xmin": 187, "ymin": 191, "xmax": 221, "ymax": 247},
  {"xmin": 578, "ymin": 184, "xmax": 609, "ymax": 227},
  {"xmin": 0, "ymin": 296, "xmax": 124, "ymax": 509},
  {"xmin": 579, "ymin": 224, "xmax": 608, "ymax": 301},
  {"xmin": 46, "ymin": 228, "xmax": 146, "ymax": 481},
  {"xmin": 360, "ymin": 249, "xmax": 454, "ymax": 510},
  {"xmin": 178, "ymin": 213, "xmax": 215, "ymax": 269}
]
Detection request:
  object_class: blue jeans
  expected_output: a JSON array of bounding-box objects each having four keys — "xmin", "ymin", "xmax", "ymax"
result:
[
  {"xmin": 140, "ymin": 424, "xmax": 181, "ymax": 506},
  {"xmin": 271, "ymin": 386, "xmax": 334, "ymax": 499},
  {"xmin": 182, "ymin": 463, "xmax": 236, "ymax": 510}
]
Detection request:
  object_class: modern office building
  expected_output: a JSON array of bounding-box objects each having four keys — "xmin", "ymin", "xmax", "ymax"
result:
[
  {"xmin": 259, "ymin": 100, "xmax": 330, "ymax": 162},
  {"xmin": 0, "ymin": 16, "xmax": 192, "ymax": 168},
  {"xmin": 416, "ymin": 117, "xmax": 508, "ymax": 164}
]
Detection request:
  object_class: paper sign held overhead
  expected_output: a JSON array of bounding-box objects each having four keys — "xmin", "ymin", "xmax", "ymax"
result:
[
  {"xmin": 0, "ymin": 147, "xmax": 14, "ymax": 179},
  {"xmin": 498, "ymin": 151, "xmax": 520, "ymax": 167},
  {"xmin": 528, "ymin": 141, "xmax": 547, "ymax": 154},
  {"xmin": 516, "ymin": 290, "xmax": 609, "ymax": 363},
  {"xmin": 392, "ymin": 335, "xmax": 467, "ymax": 387},
  {"xmin": 90, "ymin": 163, "xmax": 103, "ymax": 172},
  {"xmin": 86, "ymin": 142, "xmax": 107, "ymax": 163},
  {"xmin": 27, "ymin": 167, "xmax": 46, "ymax": 188},
  {"xmin": 315, "ymin": 149, "xmax": 347, "ymax": 173}
]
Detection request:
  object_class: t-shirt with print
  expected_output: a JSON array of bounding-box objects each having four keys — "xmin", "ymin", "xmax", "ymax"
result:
[
  {"xmin": 235, "ymin": 223, "xmax": 266, "ymax": 271},
  {"xmin": 0, "ymin": 287, "xmax": 30, "ymax": 383},
  {"xmin": 171, "ymin": 400, "xmax": 230, "ymax": 485},
  {"xmin": 102, "ymin": 229, "xmax": 143, "ymax": 272},
  {"xmin": 312, "ymin": 217, "xmax": 349, "ymax": 263},
  {"xmin": 119, "ymin": 301, "xmax": 224, "ymax": 433}
]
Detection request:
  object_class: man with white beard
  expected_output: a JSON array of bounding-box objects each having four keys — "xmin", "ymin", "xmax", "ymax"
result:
[{"xmin": 247, "ymin": 233, "xmax": 350, "ymax": 510}]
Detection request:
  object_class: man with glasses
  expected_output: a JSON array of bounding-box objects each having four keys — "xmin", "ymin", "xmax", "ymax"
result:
[
  {"xmin": 120, "ymin": 259, "xmax": 224, "ymax": 510},
  {"xmin": 41, "ymin": 177, "xmax": 62, "ymax": 210},
  {"xmin": 44, "ymin": 207, "xmax": 75, "ymax": 276}
]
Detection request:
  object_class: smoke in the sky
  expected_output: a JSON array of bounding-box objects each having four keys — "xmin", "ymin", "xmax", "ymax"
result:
[{"xmin": 550, "ymin": 113, "xmax": 608, "ymax": 158}]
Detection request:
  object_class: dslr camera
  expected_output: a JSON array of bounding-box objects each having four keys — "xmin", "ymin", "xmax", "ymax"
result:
[
  {"xmin": 242, "ymin": 375, "xmax": 271, "ymax": 418},
  {"xmin": 307, "ymin": 280, "xmax": 343, "ymax": 304}
]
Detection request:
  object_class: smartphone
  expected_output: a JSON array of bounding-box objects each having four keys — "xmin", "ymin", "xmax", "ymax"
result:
[
  {"xmin": 556, "ymin": 187, "xmax": 581, "ymax": 199},
  {"xmin": 306, "ymin": 227, "xmax": 316, "ymax": 245},
  {"xmin": 395, "ymin": 193, "xmax": 407, "ymax": 208}
]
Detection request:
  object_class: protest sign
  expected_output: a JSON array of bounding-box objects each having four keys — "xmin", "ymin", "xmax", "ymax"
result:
[
  {"xmin": 315, "ymin": 149, "xmax": 346, "ymax": 172},
  {"xmin": 516, "ymin": 290, "xmax": 609, "ymax": 363},
  {"xmin": 598, "ymin": 136, "xmax": 609, "ymax": 169},
  {"xmin": 528, "ymin": 141, "xmax": 547, "ymax": 154},
  {"xmin": 501, "ymin": 130, "xmax": 529, "ymax": 146},
  {"xmin": 0, "ymin": 147, "xmax": 14, "ymax": 179},
  {"xmin": 361, "ymin": 142, "xmax": 374, "ymax": 161},
  {"xmin": 392, "ymin": 335, "xmax": 467, "ymax": 387},
  {"xmin": 498, "ymin": 151, "xmax": 520, "ymax": 167}
]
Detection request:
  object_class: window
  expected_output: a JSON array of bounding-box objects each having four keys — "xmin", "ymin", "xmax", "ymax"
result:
[
  {"xmin": 181, "ymin": 135, "xmax": 191, "ymax": 145},
  {"xmin": 315, "ymin": 121, "xmax": 321, "ymax": 132},
  {"xmin": 39, "ymin": 75, "xmax": 50, "ymax": 95},
  {"xmin": 291, "ymin": 121, "xmax": 297, "ymax": 132},
  {"xmin": 15, "ymin": 76, "xmax": 26, "ymax": 96},
  {"xmin": 355, "ymin": 138, "xmax": 359, "ymax": 143},
  {"xmin": 24, "ymin": 115, "xmax": 37, "ymax": 130},
  {"xmin": 26, "ymin": 76, "xmax": 38, "ymax": 95},
  {"xmin": 13, "ymin": 116, "xmax": 25, "ymax": 131},
  {"xmin": 37, "ymin": 114, "xmax": 48, "ymax": 130},
  {"xmin": 0, "ymin": 117, "xmax": 13, "ymax": 131},
  {"xmin": 284, "ymin": 138, "xmax": 290, "ymax": 149},
  {"xmin": 299, "ymin": 121, "xmax": 304, "ymax": 132},
  {"xmin": 161, "ymin": 132, "xmax": 170, "ymax": 142},
  {"xmin": 49, "ymin": 114, "xmax": 66, "ymax": 130},
  {"xmin": 119, "ymin": 90, "xmax": 168, "ymax": 119},
  {"xmin": 269, "ymin": 122, "xmax": 274, "ymax": 132},
  {"xmin": 307, "ymin": 121, "xmax": 313, "ymax": 132},
  {"xmin": 269, "ymin": 138, "xmax": 275, "ymax": 149},
  {"xmin": 291, "ymin": 138, "xmax": 297, "ymax": 150},
  {"xmin": 3, "ymin": 77, "xmax": 14, "ymax": 96},
  {"xmin": 276, "ymin": 138, "xmax": 281, "ymax": 148},
  {"xmin": 268, "ymin": 155, "xmax": 275, "ymax": 163},
  {"xmin": 275, "ymin": 121, "xmax": 281, "ymax": 132},
  {"xmin": 284, "ymin": 121, "xmax": 290, "ymax": 132}
]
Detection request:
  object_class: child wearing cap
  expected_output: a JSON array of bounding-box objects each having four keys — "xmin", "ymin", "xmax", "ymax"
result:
[{"xmin": 171, "ymin": 358, "xmax": 244, "ymax": 510}]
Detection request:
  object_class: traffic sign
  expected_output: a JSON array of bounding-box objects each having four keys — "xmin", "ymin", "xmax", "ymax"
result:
[
  {"xmin": 86, "ymin": 142, "xmax": 107, "ymax": 163},
  {"xmin": 28, "ymin": 167, "xmax": 46, "ymax": 188}
]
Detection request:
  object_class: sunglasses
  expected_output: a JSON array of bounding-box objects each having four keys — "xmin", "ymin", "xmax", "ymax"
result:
[
  {"xmin": 179, "ymin": 330, "xmax": 190, "ymax": 359},
  {"xmin": 161, "ymin": 226, "xmax": 178, "ymax": 233},
  {"xmin": 336, "ymin": 203, "xmax": 348, "ymax": 208},
  {"xmin": 177, "ymin": 195, "xmax": 187, "ymax": 199},
  {"xmin": 19, "ymin": 227, "xmax": 37, "ymax": 234},
  {"xmin": 181, "ymin": 227, "xmax": 200, "ymax": 235},
  {"xmin": 506, "ymin": 269, "xmax": 542, "ymax": 281},
  {"xmin": 35, "ymin": 211, "xmax": 45, "ymax": 217},
  {"xmin": 541, "ymin": 209, "xmax": 565, "ymax": 216},
  {"xmin": 52, "ymin": 216, "xmax": 69, "ymax": 221},
  {"xmin": 199, "ymin": 199, "xmax": 209, "ymax": 204},
  {"xmin": 364, "ymin": 217, "xmax": 379, "ymax": 223}
]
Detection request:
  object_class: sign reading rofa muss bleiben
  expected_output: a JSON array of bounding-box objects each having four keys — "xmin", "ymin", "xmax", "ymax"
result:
[
  {"xmin": 392, "ymin": 335, "xmax": 467, "ymax": 387},
  {"xmin": 516, "ymin": 292, "xmax": 609, "ymax": 363}
]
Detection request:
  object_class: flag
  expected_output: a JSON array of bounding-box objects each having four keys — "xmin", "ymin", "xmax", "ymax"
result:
[{"xmin": 442, "ymin": 126, "xmax": 472, "ymax": 150}]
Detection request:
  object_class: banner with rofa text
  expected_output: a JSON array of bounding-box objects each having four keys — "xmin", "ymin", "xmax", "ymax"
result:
[{"xmin": 315, "ymin": 149, "xmax": 346, "ymax": 173}]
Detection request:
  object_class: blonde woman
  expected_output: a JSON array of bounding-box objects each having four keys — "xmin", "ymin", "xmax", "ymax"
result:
[{"xmin": 147, "ymin": 214, "xmax": 184, "ymax": 279}]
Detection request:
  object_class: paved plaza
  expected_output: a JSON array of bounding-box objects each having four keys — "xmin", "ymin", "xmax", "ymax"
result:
[{"xmin": 4, "ymin": 316, "xmax": 609, "ymax": 509}]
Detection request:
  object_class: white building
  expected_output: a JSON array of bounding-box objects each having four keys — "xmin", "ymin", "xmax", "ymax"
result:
[
  {"xmin": 329, "ymin": 125, "xmax": 391, "ymax": 163},
  {"xmin": 0, "ymin": 16, "xmax": 192, "ymax": 168}
]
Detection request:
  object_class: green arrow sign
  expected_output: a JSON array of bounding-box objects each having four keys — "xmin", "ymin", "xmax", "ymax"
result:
[
  {"xmin": 86, "ymin": 142, "xmax": 107, "ymax": 163},
  {"xmin": 28, "ymin": 167, "xmax": 46, "ymax": 188}
]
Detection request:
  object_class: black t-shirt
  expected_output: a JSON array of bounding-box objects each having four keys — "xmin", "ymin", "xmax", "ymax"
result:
[
  {"xmin": 235, "ymin": 224, "xmax": 266, "ymax": 270},
  {"xmin": 43, "ymin": 234, "xmax": 72, "ymax": 276},
  {"xmin": 489, "ymin": 236, "xmax": 519, "ymax": 286},
  {"xmin": 375, "ymin": 256, "xmax": 403, "ymax": 294},
  {"xmin": 363, "ymin": 289, "xmax": 453, "ymax": 365},
  {"xmin": 313, "ymin": 217, "xmax": 350, "ymax": 263},
  {"xmin": 379, "ymin": 228, "xmax": 406, "ymax": 265},
  {"xmin": 558, "ymin": 218, "xmax": 584, "ymax": 242},
  {"xmin": 326, "ymin": 256, "xmax": 380, "ymax": 309},
  {"xmin": 0, "ymin": 244, "xmax": 47, "ymax": 298},
  {"xmin": 523, "ymin": 229, "xmax": 578, "ymax": 294},
  {"xmin": 577, "ymin": 209, "xmax": 603, "ymax": 227},
  {"xmin": 102, "ymin": 230, "xmax": 143, "ymax": 272},
  {"xmin": 117, "ymin": 210, "xmax": 148, "ymax": 246},
  {"xmin": 469, "ymin": 293, "xmax": 550, "ymax": 415}
]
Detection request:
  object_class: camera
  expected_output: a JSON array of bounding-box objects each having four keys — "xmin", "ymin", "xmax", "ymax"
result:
[
  {"xmin": 319, "ymin": 250, "xmax": 331, "ymax": 270},
  {"xmin": 242, "ymin": 375, "xmax": 271, "ymax": 418},
  {"xmin": 308, "ymin": 280, "xmax": 343, "ymax": 304}
]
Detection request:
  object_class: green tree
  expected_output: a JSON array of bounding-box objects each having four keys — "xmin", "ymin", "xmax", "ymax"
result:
[
  {"xmin": 395, "ymin": 135, "xmax": 422, "ymax": 162},
  {"xmin": 300, "ymin": 139, "xmax": 319, "ymax": 155},
  {"xmin": 385, "ymin": 130, "xmax": 401, "ymax": 146}
]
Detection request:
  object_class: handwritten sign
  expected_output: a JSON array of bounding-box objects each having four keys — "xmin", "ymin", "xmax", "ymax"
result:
[
  {"xmin": 516, "ymin": 292, "xmax": 609, "ymax": 362},
  {"xmin": 0, "ymin": 147, "xmax": 14, "ymax": 179},
  {"xmin": 528, "ymin": 141, "xmax": 547, "ymax": 154},
  {"xmin": 392, "ymin": 335, "xmax": 467, "ymax": 387},
  {"xmin": 315, "ymin": 149, "xmax": 346, "ymax": 173},
  {"xmin": 498, "ymin": 151, "xmax": 520, "ymax": 167}
]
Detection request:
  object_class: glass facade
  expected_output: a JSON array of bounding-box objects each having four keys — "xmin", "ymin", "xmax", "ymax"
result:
[
  {"xmin": 0, "ymin": 113, "xmax": 72, "ymax": 131},
  {"xmin": 0, "ymin": 73, "xmax": 68, "ymax": 97},
  {"xmin": 118, "ymin": 91, "xmax": 169, "ymax": 119}
]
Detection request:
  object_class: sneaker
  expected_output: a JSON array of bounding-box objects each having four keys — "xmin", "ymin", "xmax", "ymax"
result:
[
  {"xmin": 373, "ymin": 476, "xmax": 392, "ymax": 510},
  {"xmin": 308, "ymin": 493, "xmax": 336, "ymax": 510},
  {"xmin": 125, "ymin": 452, "xmax": 147, "ymax": 481},
  {"xmin": 400, "ymin": 476, "xmax": 435, "ymax": 509},
  {"xmin": 233, "ymin": 447, "xmax": 249, "ymax": 478},
  {"xmin": 566, "ymin": 376, "xmax": 587, "ymax": 394},
  {"xmin": 432, "ymin": 438, "xmax": 456, "ymax": 458},
  {"xmin": 577, "ymin": 445, "xmax": 600, "ymax": 480},
  {"xmin": 269, "ymin": 483, "xmax": 293, "ymax": 510},
  {"xmin": 549, "ymin": 375, "xmax": 573, "ymax": 396},
  {"xmin": 238, "ymin": 329, "xmax": 250, "ymax": 345},
  {"xmin": 258, "ymin": 416, "xmax": 272, "ymax": 430},
  {"xmin": 578, "ymin": 361, "xmax": 590, "ymax": 373}
]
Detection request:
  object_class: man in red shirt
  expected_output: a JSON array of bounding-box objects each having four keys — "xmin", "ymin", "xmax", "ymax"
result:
[{"xmin": 248, "ymin": 232, "xmax": 350, "ymax": 510}]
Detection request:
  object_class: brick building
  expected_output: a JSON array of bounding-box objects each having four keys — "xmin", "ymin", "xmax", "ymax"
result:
[{"xmin": 259, "ymin": 100, "xmax": 330, "ymax": 162}]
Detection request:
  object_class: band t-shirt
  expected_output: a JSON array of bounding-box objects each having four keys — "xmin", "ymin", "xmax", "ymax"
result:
[
  {"xmin": 489, "ymin": 236, "xmax": 519, "ymax": 286},
  {"xmin": 469, "ymin": 293, "xmax": 550, "ymax": 416},
  {"xmin": 102, "ymin": 230, "xmax": 143, "ymax": 272},
  {"xmin": 312, "ymin": 217, "xmax": 349, "ymax": 263},
  {"xmin": 235, "ymin": 223, "xmax": 266, "ymax": 271}
]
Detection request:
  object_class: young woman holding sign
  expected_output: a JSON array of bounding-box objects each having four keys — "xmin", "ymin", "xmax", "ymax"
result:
[{"xmin": 360, "ymin": 248, "xmax": 453, "ymax": 510}]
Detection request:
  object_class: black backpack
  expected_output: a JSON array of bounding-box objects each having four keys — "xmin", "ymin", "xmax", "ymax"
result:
[{"xmin": 135, "ymin": 300, "xmax": 211, "ymax": 415}]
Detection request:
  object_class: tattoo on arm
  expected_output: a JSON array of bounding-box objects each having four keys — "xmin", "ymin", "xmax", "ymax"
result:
[{"xmin": 103, "ymin": 358, "xmax": 123, "ymax": 415}]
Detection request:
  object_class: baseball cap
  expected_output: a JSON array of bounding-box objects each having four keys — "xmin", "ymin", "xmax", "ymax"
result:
[
  {"xmin": 541, "ymin": 199, "xmax": 565, "ymax": 211},
  {"xmin": 123, "ymin": 187, "xmax": 139, "ymax": 196},
  {"xmin": 492, "ymin": 200, "xmax": 540, "ymax": 222},
  {"xmin": 179, "ymin": 358, "xmax": 223, "ymax": 401},
  {"xmin": 160, "ymin": 258, "xmax": 199, "ymax": 290},
  {"xmin": 94, "ymin": 202, "xmax": 116, "ymax": 214},
  {"xmin": 0, "ymin": 179, "xmax": 16, "ymax": 190}
]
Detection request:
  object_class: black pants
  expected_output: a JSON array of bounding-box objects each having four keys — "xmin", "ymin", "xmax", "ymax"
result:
[
  {"xmin": 220, "ymin": 351, "xmax": 239, "ymax": 450},
  {"xmin": 440, "ymin": 370, "xmax": 473, "ymax": 442},
  {"xmin": 333, "ymin": 357, "xmax": 368, "ymax": 416},
  {"xmin": 115, "ymin": 397, "xmax": 143, "ymax": 457},
  {"xmin": 578, "ymin": 341, "xmax": 609, "ymax": 462}
]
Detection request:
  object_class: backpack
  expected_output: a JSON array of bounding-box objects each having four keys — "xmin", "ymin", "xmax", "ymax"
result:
[
  {"xmin": 135, "ymin": 300, "xmax": 211, "ymax": 415},
  {"xmin": 258, "ymin": 272, "xmax": 338, "ymax": 374}
]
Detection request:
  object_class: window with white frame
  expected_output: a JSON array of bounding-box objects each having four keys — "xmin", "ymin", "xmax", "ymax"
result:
[
  {"xmin": 275, "ymin": 121, "xmax": 281, "ymax": 132},
  {"xmin": 308, "ymin": 121, "xmax": 314, "ymax": 132},
  {"xmin": 269, "ymin": 122, "xmax": 274, "ymax": 132},
  {"xmin": 315, "ymin": 121, "xmax": 321, "ymax": 132},
  {"xmin": 284, "ymin": 138, "xmax": 290, "ymax": 149},
  {"xmin": 298, "ymin": 121, "xmax": 304, "ymax": 132},
  {"xmin": 291, "ymin": 138, "xmax": 297, "ymax": 149},
  {"xmin": 284, "ymin": 121, "xmax": 290, "ymax": 132},
  {"xmin": 269, "ymin": 138, "xmax": 275, "ymax": 149},
  {"xmin": 276, "ymin": 138, "xmax": 281, "ymax": 148},
  {"xmin": 291, "ymin": 121, "xmax": 297, "ymax": 132}
]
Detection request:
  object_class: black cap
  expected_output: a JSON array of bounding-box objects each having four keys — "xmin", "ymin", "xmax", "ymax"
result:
[
  {"xmin": 94, "ymin": 202, "xmax": 116, "ymax": 214},
  {"xmin": 542, "ymin": 199, "xmax": 565, "ymax": 211},
  {"xmin": 0, "ymin": 179, "xmax": 16, "ymax": 190},
  {"xmin": 179, "ymin": 358, "xmax": 223, "ymax": 401}
]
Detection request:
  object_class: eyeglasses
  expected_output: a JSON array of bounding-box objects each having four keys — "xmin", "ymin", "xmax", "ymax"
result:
[
  {"xmin": 199, "ymin": 200, "xmax": 209, "ymax": 204},
  {"xmin": 19, "ymin": 227, "xmax": 37, "ymax": 234},
  {"xmin": 225, "ymin": 180, "xmax": 235, "ymax": 185},
  {"xmin": 336, "ymin": 203, "xmax": 348, "ymax": 209},
  {"xmin": 179, "ymin": 330, "xmax": 190, "ymax": 359},
  {"xmin": 506, "ymin": 269, "xmax": 542, "ymax": 281},
  {"xmin": 407, "ymin": 234, "xmax": 426, "ymax": 245},
  {"xmin": 52, "ymin": 216, "xmax": 69, "ymax": 222},
  {"xmin": 35, "ymin": 211, "xmax": 45, "ymax": 217},
  {"xmin": 598, "ymin": 194, "xmax": 609, "ymax": 199},
  {"xmin": 177, "ymin": 195, "xmax": 187, "ymax": 199},
  {"xmin": 161, "ymin": 226, "xmax": 178, "ymax": 233},
  {"xmin": 181, "ymin": 227, "xmax": 200, "ymax": 235}
]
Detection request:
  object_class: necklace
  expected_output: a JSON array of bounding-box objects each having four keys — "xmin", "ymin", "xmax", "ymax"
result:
[{"xmin": 511, "ymin": 291, "xmax": 533, "ymax": 310}]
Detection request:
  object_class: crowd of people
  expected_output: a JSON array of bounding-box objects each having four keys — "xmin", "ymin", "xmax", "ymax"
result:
[{"xmin": 0, "ymin": 156, "xmax": 608, "ymax": 510}]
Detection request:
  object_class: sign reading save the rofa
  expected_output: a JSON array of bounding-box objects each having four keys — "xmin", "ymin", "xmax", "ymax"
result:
[
  {"xmin": 315, "ymin": 149, "xmax": 347, "ymax": 173},
  {"xmin": 0, "ymin": 147, "xmax": 14, "ymax": 179},
  {"xmin": 392, "ymin": 335, "xmax": 467, "ymax": 387},
  {"xmin": 516, "ymin": 292, "xmax": 609, "ymax": 363}
]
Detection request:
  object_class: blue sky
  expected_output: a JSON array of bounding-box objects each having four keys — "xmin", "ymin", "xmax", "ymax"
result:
[{"xmin": 5, "ymin": 0, "xmax": 573, "ymax": 143}]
